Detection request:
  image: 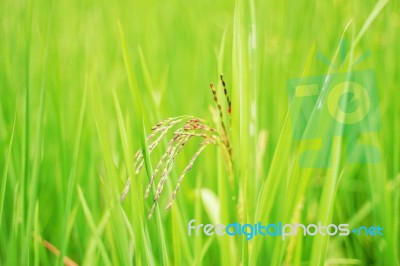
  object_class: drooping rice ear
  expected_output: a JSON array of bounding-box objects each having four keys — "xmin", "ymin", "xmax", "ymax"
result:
[
  {"xmin": 144, "ymin": 138, "xmax": 175, "ymax": 199},
  {"xmin": 135, "ymin": 118, "xmax": 183, "ymax": 175},
  {"xmin": 120, "ymin": 177, "xmax": 131, "ymax": 201},
  {"xmin": 148, "ymin": 133, "xmax": 192, "ymax": 219},
  {"xmin": 165, "ymin": 139, "xmax": 216, "ymax": 210}
]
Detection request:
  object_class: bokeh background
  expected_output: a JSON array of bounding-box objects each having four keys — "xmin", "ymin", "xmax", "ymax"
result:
[{"xmin": 0, "ymin": 0, "xmax": 399, "ymax": 265}]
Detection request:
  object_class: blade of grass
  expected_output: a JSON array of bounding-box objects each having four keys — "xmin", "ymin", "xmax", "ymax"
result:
[
  {"xmin": 113, "ymin": 91, "xmax": 153, "ymax": 265},
  {"xmin": 216, "ymin": 23, "xmax": 238, "ymax": 266},
  {"xmin": 232, "ymin": 1, "xmax": 251, "ymax": 264},
  {"xmin": 33, "ymin": 201, "xmax": 40, "ymax": 266},
  {"xmin": 77, "ymin": 186, "xmax": 113, "ymax": 266},
  {"xmin": 352, "ymin": 0, "xmax": 389, "ymax": 48},
  {"xmin": 139, "ymin": 118, "xmax": 170, "ymax": 265},
  {"xmin": 26, "ymin": 63, "xmax": 47, "ymax": 265},
  {"xmin": 0, "ymin": 108, "xmax": 16, "ymax": 230},
  {"xmin": 92, "ymin": 87, "xmax": 131, "ymax": 265},
  {"xmin": 59, "ymin": 77, "xmax": 87, "ymax": 264},
  {"xmin": 82, "ymin": 210, "xmax": 111, "ymax": 265},
  {"xmin": 21, "ymin": 0, "xmax": 34, "ymax": 263}
]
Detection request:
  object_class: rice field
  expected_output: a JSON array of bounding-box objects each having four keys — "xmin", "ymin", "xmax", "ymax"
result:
[{"xmin": 0, "ymin": 0, "xmax": 399, "ymax": 265}]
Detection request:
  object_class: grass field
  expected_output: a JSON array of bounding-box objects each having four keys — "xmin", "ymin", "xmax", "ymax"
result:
[{"xmin": 0, "ymin": 0, "xmax": 399, "ymax": 265}]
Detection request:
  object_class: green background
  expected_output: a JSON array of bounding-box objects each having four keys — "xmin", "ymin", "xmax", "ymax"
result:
[{"xmin": 0, "ymin": 0, "xmax": 399, "ymax": 265}]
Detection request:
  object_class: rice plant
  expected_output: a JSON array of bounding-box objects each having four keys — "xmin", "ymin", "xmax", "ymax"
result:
[{"xmin": 121, "ymin": 75, "xmax": 234, "ymax": 219}]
